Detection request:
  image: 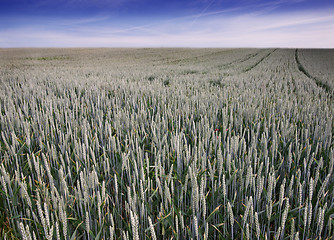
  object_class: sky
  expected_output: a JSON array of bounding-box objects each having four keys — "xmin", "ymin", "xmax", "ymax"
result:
[{"xmin": 0, "ymin": 0, "xmax": 333, "ymax": 48}]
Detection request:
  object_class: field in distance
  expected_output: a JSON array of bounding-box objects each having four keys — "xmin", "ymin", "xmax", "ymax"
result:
[{"xmin": 0, "ymin": 48, "xmax": 333, "ymax": 239}]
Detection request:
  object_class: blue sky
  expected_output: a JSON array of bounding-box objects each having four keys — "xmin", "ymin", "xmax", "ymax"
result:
[{"xmin": 0, "ymin": 0, "xmax": 333, "ymax": 47}]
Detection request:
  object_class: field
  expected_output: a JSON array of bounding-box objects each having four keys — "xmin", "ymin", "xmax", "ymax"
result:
[{"xmin": 0, "ymin": 48, "xmax": 333, "ymax": 239}]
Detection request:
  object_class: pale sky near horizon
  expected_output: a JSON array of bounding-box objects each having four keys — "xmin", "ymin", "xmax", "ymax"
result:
[{"xmin": 0, "ymin": 0, "xmax": 333, "ymax": 48}]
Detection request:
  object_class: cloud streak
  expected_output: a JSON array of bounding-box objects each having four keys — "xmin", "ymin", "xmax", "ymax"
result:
[{"xmin": 1, "ymin": 6, "xmax": 333, "ymax": 48}]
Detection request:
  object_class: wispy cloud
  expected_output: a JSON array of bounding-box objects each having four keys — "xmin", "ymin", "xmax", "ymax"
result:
[
  {"xmin": 191, "ymin": 0, "xmax": 216, "ymax": 26},
  {"xmin": 1, "ymin": 5, "xmax": 333, "ymax": 48},
  {"xmin": 57, "ymin": 16, "xmax": 111, "ymax": 26}
]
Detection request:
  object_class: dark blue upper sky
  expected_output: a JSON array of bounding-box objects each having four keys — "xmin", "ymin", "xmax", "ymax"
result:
[
  {"xmin": 2, "ymin": 0, "xmax": 333, "ymax": 19},
  {"xmin": 1, "ymin": 0, "xmax": 333, "ymax": 47}
]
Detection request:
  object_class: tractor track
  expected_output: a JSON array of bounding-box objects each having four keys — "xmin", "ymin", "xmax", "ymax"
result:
[
  {"xmin": 216, "ymin": 49, "xmax": 265, "ymax": 70},
  {"xmin": 295, "ymin": 49, "xmax": 332, "ymax": 95},
  {"xmin": 243, "ymin": 48, "xmax": 277, "ymax": 72},
  {"xmin": 166, "ymin": 49, "xmax": 233, "ymax": 65}
]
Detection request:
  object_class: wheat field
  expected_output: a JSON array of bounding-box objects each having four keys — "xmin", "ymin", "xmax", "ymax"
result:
[{"xmin": 0, "ymin": 48, "xmax": 333, "ymax": 239}]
